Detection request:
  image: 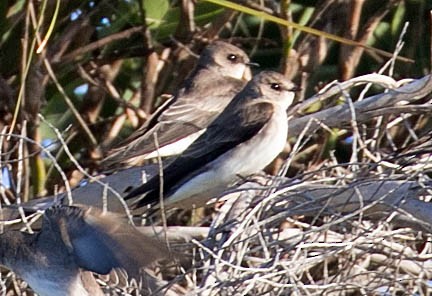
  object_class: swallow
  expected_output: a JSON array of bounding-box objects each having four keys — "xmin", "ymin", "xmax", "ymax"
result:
[
  {"xmin": 0, "ymin": 205, "xmax": 167, "ymax": 296},
  {"xmin": 124, "ymin": 71, "xmax": 297, "ymax": 210},
  {"xmin": 103, "ymin": 41, "xmax": 253, "ymax": 168}
]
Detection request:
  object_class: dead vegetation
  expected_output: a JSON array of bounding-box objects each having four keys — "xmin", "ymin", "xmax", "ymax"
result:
[{"xmin": 0, "ymin": 0, "xmax": 432, "ymax": 295}]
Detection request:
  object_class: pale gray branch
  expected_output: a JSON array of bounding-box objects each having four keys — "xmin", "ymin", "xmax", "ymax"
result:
[{"xmin": 290, "ymin": 74, "xmax": 432, "ymax": 135}]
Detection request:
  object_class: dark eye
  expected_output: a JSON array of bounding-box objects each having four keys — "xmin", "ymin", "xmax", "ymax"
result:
[
  {"xmin": 270, "ymin": 83, "xmax": 281, "ymax": 91},
  {"xmin": 227, "ymin": 54, "xmax": 238, "ymax": 62}
]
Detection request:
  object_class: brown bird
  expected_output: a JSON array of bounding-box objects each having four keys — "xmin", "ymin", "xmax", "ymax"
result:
[
  {"xmin": 102, "ymin": 41, "xmax": 253, "ymax": 168},
  {"xmin": 124, "ymin": 71, "xmax": 298, "ymax": 210},
  {"xmin": 0, "ymin": 205, "xmax": 167, "ymax": 296}
]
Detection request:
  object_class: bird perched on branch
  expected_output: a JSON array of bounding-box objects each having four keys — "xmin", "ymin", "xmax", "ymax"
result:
[
  {"xmin": 0, "ymin": 205, "xmax": 167, "ymax": 296},
  {"xmin": 103, "ymin": 41, "xmax": 253, "ymax": 169},
  {"xmin": 124, "ymin": 71, "xmax": 298, "ymax": 210}
]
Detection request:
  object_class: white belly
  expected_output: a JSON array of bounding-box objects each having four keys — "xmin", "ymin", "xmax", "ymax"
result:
[{"xmin": 165, "ymin": 109, "xmax": 288, "ymax": 208}]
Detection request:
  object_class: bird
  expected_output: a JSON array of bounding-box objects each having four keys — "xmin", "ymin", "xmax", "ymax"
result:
[
  {"xmin": 123, "ymin": 71, "xmax": 298, "ymax": 210},
  {"xmin": 0, "ymin": 205, "xmax": 167, "ymax": 296},
  {"xmin": 102, "ymin": 41, "xmax": 253, "ymax": 168}
]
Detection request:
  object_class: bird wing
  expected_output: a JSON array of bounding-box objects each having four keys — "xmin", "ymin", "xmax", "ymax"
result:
[
  {"xmin": 44, "ymin": 205, "xmax": 166, "ymax": 278},
  {"xmin": 124, "ymin": 99, "xmax": 275, "ymax": 207},
  {"xmin": 103, "ymin": 77, "xmax": 245, "ymax": 167},
  {"xmin": 103, "ymin": 105, "xmax": 217, "ymax": 166}
]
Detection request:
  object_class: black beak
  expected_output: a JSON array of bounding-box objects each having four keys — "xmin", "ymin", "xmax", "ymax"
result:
[
  {"xmin": 246, "ymin": 61, "xmax": 260, "ymax": 67},
  {"xmin": 291, "ymin": 86, "xmax": 302, "ymax": 92}
]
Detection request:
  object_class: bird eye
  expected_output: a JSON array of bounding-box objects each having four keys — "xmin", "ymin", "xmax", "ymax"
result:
[
  {"xmin": 270, "ymin": 83, "xmax": 281, "ymax": 91},
  {"xmin": 227, "ymin": 54, "xmax": 238, "ymax": 62}
]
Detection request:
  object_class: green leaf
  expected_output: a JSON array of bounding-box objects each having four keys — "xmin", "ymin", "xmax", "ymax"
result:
[
  {"xmin": 143, "ymin": 0, "xmax": 170, "ymax": 25},
  {"xmin": 391, "ymin": 2, "xmax": 406, "ymax": 40}
]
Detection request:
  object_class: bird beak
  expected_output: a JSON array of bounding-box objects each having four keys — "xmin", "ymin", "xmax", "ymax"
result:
[
  {"xmin": 246, "ymin": 62, "xmax": 260, "ymax": 67},
  {"xmin": 291, "ymin": 85, "xmax": 302, "ymax": 92}
]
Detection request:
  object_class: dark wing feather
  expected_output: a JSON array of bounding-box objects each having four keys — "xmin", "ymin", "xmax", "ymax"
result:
[
  {"xmin": 115, "ymin": 95, "xmax": 177, "ymax": 146},
  {"xmin": 125, "ymin": 100, "xmax": 275, "ymax": 207},
  {"xmin": 103, "ymin": 75, "xmax": 245, "ymax": 167},
  {"xmin": 44, "ymin": 205, "xmax": 166, "ymax": 277}
]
